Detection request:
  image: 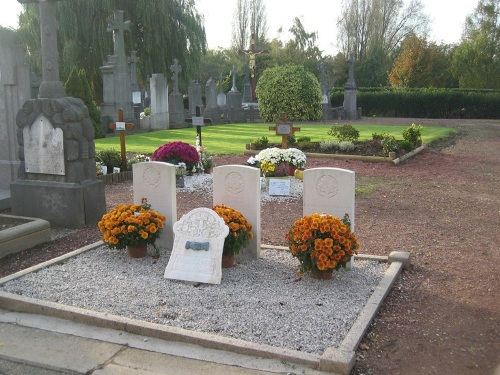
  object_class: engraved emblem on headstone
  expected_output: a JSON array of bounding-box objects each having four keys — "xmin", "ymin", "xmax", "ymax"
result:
[
  {"xmin": 142, "ymin": 166, "xmax": 161, "ymax": 187},
  {"xmin": 225, "ymin": 171, "xmax": 244, "ymax": 194},
  {"xmin": 316, "ymin": 175, "xmax": 339, "ymax": 198}
]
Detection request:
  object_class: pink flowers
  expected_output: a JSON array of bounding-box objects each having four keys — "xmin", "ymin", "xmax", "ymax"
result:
[{"xmin": 151, "ymin": 141, "xmax": 199, "ymax": 170}]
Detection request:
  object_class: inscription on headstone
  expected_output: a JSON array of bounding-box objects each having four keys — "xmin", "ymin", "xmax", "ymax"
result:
[{"xmin": 23, "ymin": 115, "xmax": 64, "ymax": 175}]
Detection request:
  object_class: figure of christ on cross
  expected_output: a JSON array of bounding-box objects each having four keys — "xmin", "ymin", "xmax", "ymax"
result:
[{"xmin": 239, "ymin": 34, "xmax": 269, "ymax": 101}]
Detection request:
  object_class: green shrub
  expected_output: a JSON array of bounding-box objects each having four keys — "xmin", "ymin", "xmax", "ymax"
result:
[
  {"xmin": 256, "ymin": 64, "xmax": 322, "ymax": 122},
  {"xmin": 296, "ymin": 136, "xmax": 312, "ymax": 143},
  {"xmin": 254, "ymin": 136, "xmax": 269, "ymax": 149},
  {"xmin": 372, "ymin": 132, "xmax": 384, "ymax": 140},
  {"xmin": 97, "ymin": 148, "xmax": 122, "ymax": 171},
  {"xmin": 338, "ymin": 141, "xmax": 355, "ymax": 152},
  {"xmin": 381, "ymin": 134, "xmax": 397, "ymax": 154},
  {"xmin": 402, "ymin": 123, "xmax": 423, "ymax": 146},
  {"xmin": 327, "ymin": 124, "xmax": 360, "ymax": 142},
  {"xmin": 398, "ymin": 140, "xmax": 414, "ymax": 152},
  {"xmin": 287, "ymin": 135, "xmax": 296, "ymax": 145},
  {"xmin": 319, "ymin": 140, "xmax": 339, "ymax": 152}
]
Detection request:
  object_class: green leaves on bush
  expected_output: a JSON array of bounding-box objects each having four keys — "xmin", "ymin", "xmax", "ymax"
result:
[
  {"xmin": 256, "ymin": 64, "xmax": 322, "ymax": 122},
  {"xmin": 327, "ymin": 124, "xmax": 360, "ymax": 142},
  {"xmin": 97, "ymin": 148, "xmax": 122, "ymax": 170},
  {"xmin": 403, "ymin": 123, "xmax": 423, "ymax": 146}
]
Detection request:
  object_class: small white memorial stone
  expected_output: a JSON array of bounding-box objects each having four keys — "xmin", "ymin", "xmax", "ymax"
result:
[
  {"xmin": 164, "ymin": 208, "xmax": 229, "ymax": 284},
  {"xmin": 268, "ymin": 178, "xmax": 291, "ymax": 196}
]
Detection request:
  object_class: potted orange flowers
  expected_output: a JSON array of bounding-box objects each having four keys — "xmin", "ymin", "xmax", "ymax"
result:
[
  {"xmin": 98, "ymin": 198, "xmax": 166, "ymax": 258},
  {"xmin": 212, "ymin": 204, "xmax": 253, "ymax": 267},
  {"xmin": 286, "ymin": 213, "xmax": 359, "ymax": 279}
]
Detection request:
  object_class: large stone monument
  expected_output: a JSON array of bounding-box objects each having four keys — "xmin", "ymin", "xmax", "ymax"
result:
[
  {"xmin": 168, "ymin": 59, "xmax": 185, "ymax": 127},
  {"xmin": 149, "ymin": 73, "xmax": 169, "ymax": 129},
  {"xmin": 10, "ymin": 0, "xmax": 106, "ymax": 228},
  {"xmin": 0, "ymin": 33, "xmax": 31, "ymax": 209},
  {"xmin": 100, "ymin": 10, "xmax": 135, "ymax": 131},
  {"xmin": 343, "ymin": 52, "xmax": 360, "ymax": 120}
]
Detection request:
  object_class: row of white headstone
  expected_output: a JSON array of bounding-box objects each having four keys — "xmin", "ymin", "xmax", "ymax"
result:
[{"xmin": 132, "ymin": 162, "xmax": 355, "ymax": 284}]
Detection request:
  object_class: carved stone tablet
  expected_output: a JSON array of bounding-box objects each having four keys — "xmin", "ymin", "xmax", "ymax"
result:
[{"xmin": 23, "ymin": 115, "xmax": 65, "ymax": 175}]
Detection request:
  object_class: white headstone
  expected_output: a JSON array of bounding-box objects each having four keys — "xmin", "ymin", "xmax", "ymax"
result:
[
  {"xmin": 303, "ymin": 167, "xmax": 355, "ymax": 269},
  {"xmin": 303, "ymin": 168, "xmax": 355, "ymax": 229},
  {"xmin": 164, "ymin": 207, "xmax": 229, "ymax": 284},
  {"xmin": 23, "ymin": 115, "xmax": 65, "ymax": 175},
  {"xmin": 133, "ymin": 162, "xmax": 176, "ymax": 249},
  {"xmin": 213, "ymin": 165, "xmax": 261, "ymax": 259}
]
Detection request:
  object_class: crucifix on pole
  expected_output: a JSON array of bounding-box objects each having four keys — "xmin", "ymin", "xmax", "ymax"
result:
[
  {"xmin": 109, "ymin": 108, "xmax": 135, "ymax": 170},
  {"xmin": 239, "ymin": 34, "xmax": 269, "ymax": 101},
  {"xmin": 268, "ymin": 113, "xmax": 301, "ymax": 149}
]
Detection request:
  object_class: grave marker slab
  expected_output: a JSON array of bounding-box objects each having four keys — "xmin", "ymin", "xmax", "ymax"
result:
[
  {"xmin": 133, "ymin": 162, "xmax": 176, "ymax": 250},
  {"xmin": 303, "ymin": 167, "xmax": 356, "ymax": 269},
  {"xmin": 213, "ymin": 165, "xmax": 261, "ymax": 259},
  {"xmin": 303, "ymin": 167, "xmax": 355, "ymax": 231},
  {"xmin": 164, "ymin": 208, "xmax": 229, "ymax": 284}
]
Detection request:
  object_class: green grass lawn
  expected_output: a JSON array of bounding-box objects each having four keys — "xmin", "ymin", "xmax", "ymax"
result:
[{"xmin": 95, "ymin": 123, "xmax": 456, "ymax": 155}]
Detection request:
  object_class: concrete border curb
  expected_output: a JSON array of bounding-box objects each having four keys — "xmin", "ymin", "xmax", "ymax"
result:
[{"xmin": 0, "ymin": 245, "xmax": 410, "ymax": 374}]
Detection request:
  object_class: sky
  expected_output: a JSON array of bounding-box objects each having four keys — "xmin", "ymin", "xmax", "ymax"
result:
[{"xmin": 1, "ymin": 0, "xmax": 478, "ymax": 55}]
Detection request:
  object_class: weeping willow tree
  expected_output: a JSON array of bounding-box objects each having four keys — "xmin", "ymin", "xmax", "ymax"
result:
[{"xmin": 15, "ymin": 0, "xmax": 206, "ymax": 101}]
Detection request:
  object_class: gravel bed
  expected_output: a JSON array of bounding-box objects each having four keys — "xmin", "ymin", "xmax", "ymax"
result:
[
  {"xmin": 179, "ymin": 173, "xmax": 303, "ymax": 202},
  {"xmin": 0, "ymin": 246, "xmax": 387, "ymax": 354}
]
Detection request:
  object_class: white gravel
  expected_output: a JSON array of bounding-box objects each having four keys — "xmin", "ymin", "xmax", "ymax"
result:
[
  {"xmin": 179, "ymin": 173, "xmax": 303, "ymax": 202},
  {"xmin": 1, "ymin": 246, "xmax": 387, "ymax": 354}
]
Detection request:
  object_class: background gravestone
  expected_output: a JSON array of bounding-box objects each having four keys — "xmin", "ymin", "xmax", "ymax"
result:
[
  {"xmin": 99, "ymin": 10, "xmax": 135, "ymax": 132},
  {"xmin": 343, "ymin": 53, "xmax": 360, "ymax": 120},
  {"xmin": 0, "ymin": 34, "xmax": 31, "ymax": 210},
  {"xmin": 149, "ymin": 73, "xmax": 169, "ymax": 130},
  {"xmin": 213, "ymin": 165, "xmax": 261, "ymax": 259},
  {"xmin": 10, "ymin": 0, "xmax": 106, "ymax": 228},
  {"xmin": 168, "ymin": 59, "xmax": 185, "ymax": 127},
  {"xmin": 188, "ymin": 80, "xmax": 202, "ymax": 116}
]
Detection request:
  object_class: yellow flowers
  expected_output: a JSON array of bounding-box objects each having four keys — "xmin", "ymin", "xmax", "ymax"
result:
[
  {"xmin": 286, "ymin": 213, "xmax": 359, "ymax": 274},
  {"xmin": 98, "ymin": 199, "xmax": 166, "ymax": 250},
  {"xmin": 213, "ymin": 204, "xmax": 253, "ymax": 256}
]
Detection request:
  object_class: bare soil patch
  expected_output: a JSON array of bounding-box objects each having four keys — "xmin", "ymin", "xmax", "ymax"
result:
[{"xmin": 1, "ymin": 118, "xmax": 499, "ymax": 375}]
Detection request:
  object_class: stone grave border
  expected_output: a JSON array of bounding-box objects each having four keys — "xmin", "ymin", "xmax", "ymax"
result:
[
  {"xmin": 0, "ymin": 241, "xmax": 410, "ymax": 375},
  {"xmin": 0, "ymin": 214, "xmax": 51, "ymax": 259}
]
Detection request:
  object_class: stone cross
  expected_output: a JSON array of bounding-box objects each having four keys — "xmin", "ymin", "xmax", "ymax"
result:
[
  {"xmin": 18, "ymin": 0, "xmax": 65, "ymax": 98},
  {"xmin": 239, "ymin": 34, "xmax": 269, "ymax": 101},
  {"xmin": 346, "ymin": 52, "xmax": 356, "ymax": 88},
  {"xmin": 170, "ymin": 58, "xmax": 182, "ymax": 93},
  {"xmin": 319, "ymin": 60, "xmax": 328, "ymax": 97},
  {"xmin": 268, "ymin": 113, "xmax": 301, "ymax": 149},
  {"xmin": 109, "ymin": 108, "xmax": 135, "ymax": 170},
  {"xmin": 129, "ymin": 50, "xmax": 139, "ymax": 90},
  {"xmin": 107, "ymin": 10, "xmax": 130, "ymax": 58},
  {"xmin": 230, "ymin": 65, "xmax": 237, "ymax": 92}
]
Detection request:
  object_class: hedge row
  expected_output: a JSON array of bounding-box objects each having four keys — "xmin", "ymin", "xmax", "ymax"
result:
[{"xmin": 329, "ymin": 88, "xmax": 500, "ymax": 119}]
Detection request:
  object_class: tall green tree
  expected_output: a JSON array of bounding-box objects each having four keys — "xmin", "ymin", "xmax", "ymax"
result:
[
  {"xmin": 15, "ymin": 0, "xmax": 206, "ymax": 101},
  {"xmin": 389, "ymin": 33, "xmax": 457, "ymax": 88},
  {"xmin": 65, "ymin": 67, "xmax": 103, "ymax": 138},
  {"xmin": 452, "ymin": 0, "xmax": 500, "ymax": 88}
]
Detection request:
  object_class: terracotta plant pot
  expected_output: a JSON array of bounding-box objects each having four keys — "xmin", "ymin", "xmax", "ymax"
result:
[
  {"xmin": 127, "ymin": 244, "xmax": 147, "ymax": 258},
  {"xmin": 221, "ymin": 254, "xmax": 235, "ymax": 268},
  {"xmin": 310, "ymin": 266, "xmax": 334, "ymax": 280}
]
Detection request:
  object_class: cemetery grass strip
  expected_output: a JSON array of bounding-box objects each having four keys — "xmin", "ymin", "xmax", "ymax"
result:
[{"xmin": 95, "ymin": 124, "xmax": 455, "ymax": 155}]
